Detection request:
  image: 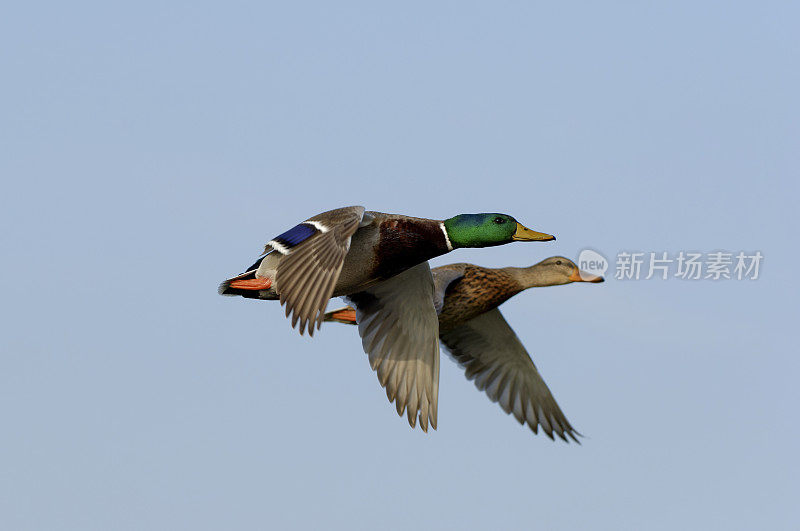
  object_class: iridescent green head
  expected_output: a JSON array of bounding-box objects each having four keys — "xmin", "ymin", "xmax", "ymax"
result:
[{"xmin": 442, "ymin": 213, "xmax": 555, "ymax": 249}]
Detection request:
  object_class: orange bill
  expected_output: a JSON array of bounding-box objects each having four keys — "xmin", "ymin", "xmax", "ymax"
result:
[{"xmin": 569, "ymin": 269, "xmax": 604, "ymax": 283}]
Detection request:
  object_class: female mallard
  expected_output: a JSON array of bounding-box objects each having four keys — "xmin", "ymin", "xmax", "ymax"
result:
[
  {"xmin": 325, "ymin": 256, "xmax": 603, "ymax": 441},
  {"xmin": 219, "ymin": 206, "xmax": 554, "ymax": 432}
]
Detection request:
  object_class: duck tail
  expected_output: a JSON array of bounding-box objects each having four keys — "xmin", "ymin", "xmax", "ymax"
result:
[
  {"xmin": 323, "ymin": 306, "xmax": 358, "ymax": 325},
  {"xmin": 218, "ymin": 270, "xmax": 274, "ymax": 299}
]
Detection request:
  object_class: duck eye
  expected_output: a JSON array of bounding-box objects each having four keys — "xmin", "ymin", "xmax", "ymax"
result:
[
  {"xmin": 493, "ymin": 217, "xmax": 506, "ymax": 224},
  {"xmin": 556, "ymin": 260, "xmax": 562, "ymax": 265}
]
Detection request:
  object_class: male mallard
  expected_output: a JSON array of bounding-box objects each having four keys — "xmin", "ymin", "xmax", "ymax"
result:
[
  {"xmin": 219, "ymin": 206, "xmax": 554, "ymax": 431},
  {"xmin": 324, "ymin": 256, "xmax": 603, "ymax": 441}
]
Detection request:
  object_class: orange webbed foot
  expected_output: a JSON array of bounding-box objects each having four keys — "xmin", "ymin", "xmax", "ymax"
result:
[{"xmin": 227, "ymin": 277, "xmax": 272, "ymax": 290}]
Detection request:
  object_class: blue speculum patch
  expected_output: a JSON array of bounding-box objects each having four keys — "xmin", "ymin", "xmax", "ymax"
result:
[{"xmin": 273, "ymin": 223, "xmax": 317, "ymax": 247}]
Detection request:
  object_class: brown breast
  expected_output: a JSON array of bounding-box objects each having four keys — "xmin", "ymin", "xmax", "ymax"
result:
[
  {"xmin": 438, "ymin": 265, "xmax": 522, "ymax": 333},
  {"xmin": 373, "ymin": 217, "xmax": 450, "ymax": 280}
]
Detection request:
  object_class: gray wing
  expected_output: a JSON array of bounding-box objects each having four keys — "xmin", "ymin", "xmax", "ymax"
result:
[
  {"xmin": 347, "ymin": 262, "xmax": 440, "ymax": 432},
  {"xmin": 440, "ymin": 308, "xmax": 580, "ymax": 442},
  {"xmin": 271, "ymin": 206, "xmax": 365, "ymax": 336},
  {"xmin": 431, "ymin": 264, "xmax": 467, "ymax": 314}
]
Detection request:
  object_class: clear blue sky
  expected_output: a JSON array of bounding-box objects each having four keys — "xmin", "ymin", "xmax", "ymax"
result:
[{"xmin": 1, "ymin": 2, "xmax": 797, "ymax": 529}]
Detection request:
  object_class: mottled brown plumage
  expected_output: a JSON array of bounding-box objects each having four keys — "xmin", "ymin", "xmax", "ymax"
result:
[{"xmin": 437, "ymin": 264, "xmax": 524, "ymax": 333}]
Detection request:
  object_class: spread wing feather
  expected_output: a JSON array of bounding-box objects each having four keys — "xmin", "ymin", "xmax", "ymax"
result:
[
  {"xmin": 440, "ymin": 308, "xmax": 580, "ymax": 442},
  {"xmin": 270, "ymin": 206, "xmax": 365, "ymax": 335},
  {"xmin": 347, "ymin": 262, "xmax": 440, "ymax": 431}
]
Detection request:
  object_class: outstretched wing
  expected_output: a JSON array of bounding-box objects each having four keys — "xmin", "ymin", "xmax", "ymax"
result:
[
  {"xmin": 268, "ymin": 206, "xmax": 365, "ymax": 335},
  {"xmin": 347, "ymin": 262, "xmax": 440, "ymax": 432},
  {"xmin": 440, "ymin": 308, "xmax": 580, "ymax": 442}
]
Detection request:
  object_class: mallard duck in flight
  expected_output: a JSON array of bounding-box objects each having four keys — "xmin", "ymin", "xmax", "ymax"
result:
[
  {"xmin": 219, "ymin": 206, "xmax": 555, "ymax": 432},
  {"xmin": 325, "ymin": 256, "xmax": 603, "ymax": 441}
]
